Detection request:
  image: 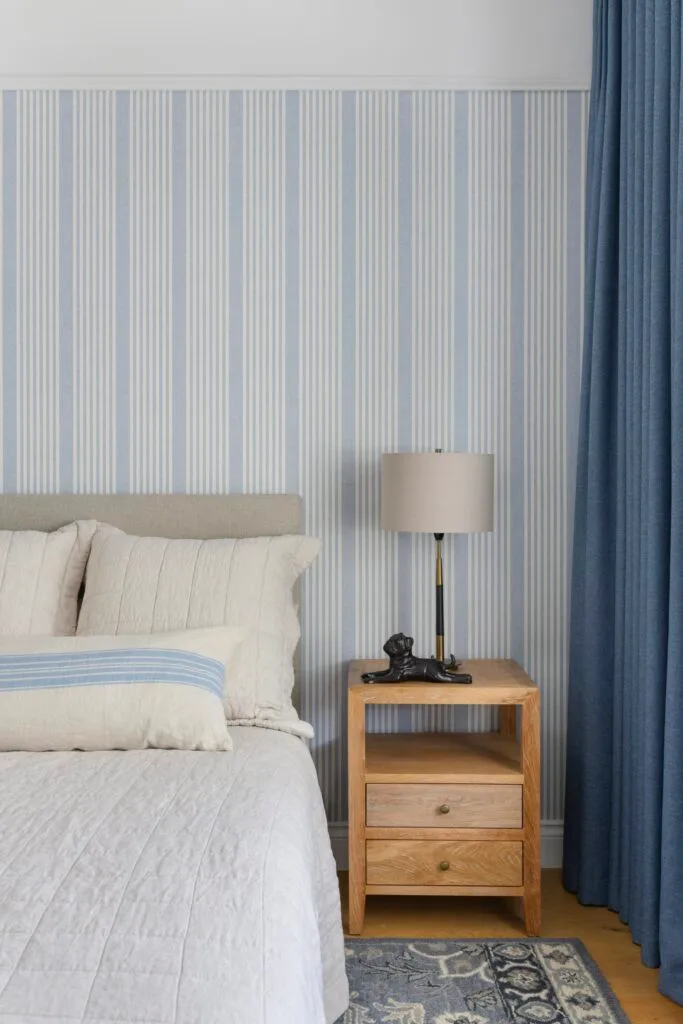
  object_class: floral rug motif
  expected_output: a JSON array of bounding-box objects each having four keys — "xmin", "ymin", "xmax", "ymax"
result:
[{"xmin": 339, "ymin": 939, "xmax": 630, "ymax": 1024}]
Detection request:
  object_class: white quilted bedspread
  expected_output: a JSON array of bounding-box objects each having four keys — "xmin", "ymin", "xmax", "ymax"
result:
[{"xmin": 0, "ymin": 729, "xmax": 349, "ymax": 1024}]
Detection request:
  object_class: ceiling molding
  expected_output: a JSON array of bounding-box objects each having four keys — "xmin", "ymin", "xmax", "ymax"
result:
[{"xmin": 0, "ymin": 75, "xmax": 591, "ymax": 92}]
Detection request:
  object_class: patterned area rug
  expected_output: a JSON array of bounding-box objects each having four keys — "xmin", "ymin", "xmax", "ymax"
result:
[{"xmin": 339, "ymin": 939, "xmax": 630, "ymax": 1023}]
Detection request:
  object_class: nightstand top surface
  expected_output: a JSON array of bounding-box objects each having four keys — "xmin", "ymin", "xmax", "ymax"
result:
[{"xmin": 348, "ymin": 658, "xmax": 536, "ymax": 705}]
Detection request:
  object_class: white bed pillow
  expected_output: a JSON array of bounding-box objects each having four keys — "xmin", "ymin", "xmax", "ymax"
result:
[
  {"xmin": 77, "ymin": 528, "xmax": 320, "ymax": 737},
  {"xmin": 0, "ymin": 627, "xmax": 243, "ymax": 752},
  {"xmin": 0, "ymin": 520, "xmax": 96, "ymax": 635}
]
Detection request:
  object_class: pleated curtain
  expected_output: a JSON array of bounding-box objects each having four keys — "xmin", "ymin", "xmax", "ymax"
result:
[{"xmin": 564, "ymin": 0, "xmax": 683, "ymax": 1004}]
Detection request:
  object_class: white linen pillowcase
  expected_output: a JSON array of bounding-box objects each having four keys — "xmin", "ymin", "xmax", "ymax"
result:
[
  {"xmin": 0, "ymin": 520, "xmax": 97, "ymax": 635},
  {"xmin": 77, "ymin": 528, "xmax": 320, "ymax": 737},
  {"xmin": 0, "ymin": 627, "xmax": 244, "ymax": 752}
]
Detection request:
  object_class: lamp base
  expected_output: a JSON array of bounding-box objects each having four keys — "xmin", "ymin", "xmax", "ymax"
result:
[{"xmin": 361, "ymin": 633, "xmax": 473, "ymax": 685}]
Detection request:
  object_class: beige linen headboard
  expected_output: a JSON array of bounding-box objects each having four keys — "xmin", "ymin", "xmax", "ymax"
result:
[
  {"xmin": 0, "ymin": 493, "xmax": 304, "ymax": 705},
  {"xmin": 0, "ymin": 494, "xmax": 301, "ymax": 539}
]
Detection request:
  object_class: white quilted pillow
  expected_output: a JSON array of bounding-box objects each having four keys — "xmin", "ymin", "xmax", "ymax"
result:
[
  {"xmin": 0, "ymin": 627, "xmax": 243, "ymax": 752},
  {"xmin": 78, "ymin": 528, "xmax": 320, "ymax": 737},
  {"xmin": 0, "ymin": 521, "xmax": 96, "ymax": 635}
]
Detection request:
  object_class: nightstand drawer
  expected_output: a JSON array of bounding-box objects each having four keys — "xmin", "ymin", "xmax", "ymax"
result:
[
  {"xmin": 366, "ymin": 783, "xmax": 522, "ymax": 828},
  {"xmin": 366, "ymin": 839, "xmax": 523, "ymax": 887}
]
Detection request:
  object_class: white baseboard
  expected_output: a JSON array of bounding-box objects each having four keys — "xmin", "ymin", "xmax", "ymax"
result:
[
  {"xmin": 540, "ymin": 821, "xmax": 564, "ymax": 869},
  {"xmin": 329, "ymin": 820, "xmax": 564, "ymax": 871}
]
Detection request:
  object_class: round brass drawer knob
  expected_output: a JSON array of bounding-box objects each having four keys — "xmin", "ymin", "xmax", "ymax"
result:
[
  {"xmin": 439, "ymin": 861, "xmax": 450, "ymax": 871},
  {"xmin": 438, "ymin": 804, "xmax": 451, "ymax": 815}
]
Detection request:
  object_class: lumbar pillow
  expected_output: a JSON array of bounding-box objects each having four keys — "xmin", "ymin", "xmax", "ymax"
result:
[
  {"xmin": 77, "ymin": 529, "xmax": 320, "ymax": 737},
  {"xmin": 0, "ymin": 521, "xmax": 97, "ymax": 635},
  {"xmin": 0, "ymin": 627, "xmax": 243, "ymax": 752}
]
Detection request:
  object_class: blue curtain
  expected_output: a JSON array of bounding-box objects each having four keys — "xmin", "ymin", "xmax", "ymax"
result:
[{"xmin": 564, "ymin": 0, "xmax": 683, "ymax": 1004}]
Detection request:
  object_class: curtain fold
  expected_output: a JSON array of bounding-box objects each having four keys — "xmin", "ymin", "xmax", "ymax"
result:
[{"xmin": 564, "ymin": 0, "xmax": 683, "ymax": 1005}]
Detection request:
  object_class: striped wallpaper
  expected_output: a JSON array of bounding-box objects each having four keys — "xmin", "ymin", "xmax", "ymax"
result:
[{"xmin": 0, "ymin": 89, "xmax": 589, "ymax": 825}]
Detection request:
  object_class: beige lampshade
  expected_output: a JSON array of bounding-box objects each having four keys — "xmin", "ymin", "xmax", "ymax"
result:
[{"xmin": 381, "ymin": 452, "xmax": 494, "ymax": 534}]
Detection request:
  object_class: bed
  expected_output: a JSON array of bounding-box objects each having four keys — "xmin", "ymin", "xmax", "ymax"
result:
[{"xmin": 0, "ymin": 495, "xmax": 349, "ymax": 1024}]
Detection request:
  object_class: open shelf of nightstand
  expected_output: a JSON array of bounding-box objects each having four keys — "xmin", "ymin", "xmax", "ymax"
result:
[{"xmin": 364, "ymin": 732, "xmax": 522, "ymax": 784}]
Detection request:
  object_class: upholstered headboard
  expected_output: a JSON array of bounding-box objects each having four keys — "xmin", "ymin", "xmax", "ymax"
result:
[
  {"xmin": 0, "ymin": 494, "xmax": 301, "ymax": 539},
  {"xmin": 0, "ymin": 493, "xmax": 304, "ymax": 706}
]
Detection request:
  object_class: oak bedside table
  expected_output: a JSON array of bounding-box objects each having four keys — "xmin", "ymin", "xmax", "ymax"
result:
[{"xmin": 347, "ymin": 658, "xmax": 540, "ymax": 936}]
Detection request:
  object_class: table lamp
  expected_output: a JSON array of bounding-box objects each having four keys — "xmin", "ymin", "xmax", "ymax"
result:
[{"xmin": 381, "ymin": 449, "xmax": 494, "ymax": 671}]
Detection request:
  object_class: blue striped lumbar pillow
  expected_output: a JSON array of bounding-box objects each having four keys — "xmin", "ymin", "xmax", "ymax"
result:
[{"xmin": 0, "ymin": 627, "xmax": 244, "ymax": 752}]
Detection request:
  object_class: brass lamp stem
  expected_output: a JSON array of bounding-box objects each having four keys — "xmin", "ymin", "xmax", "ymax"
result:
[{"xmin": 435, "ymin": 532, "xmax": 445, "ymax": 662}]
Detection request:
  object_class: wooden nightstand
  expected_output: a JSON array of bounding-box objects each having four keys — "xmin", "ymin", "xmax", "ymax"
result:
[{"xmin": 347, "ymin": 659, "xmax": 540, "ymax": 936}]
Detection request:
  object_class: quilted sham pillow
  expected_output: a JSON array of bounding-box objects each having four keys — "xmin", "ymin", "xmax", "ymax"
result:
[
  {"xmin": 0, "ymin": 521, "xmax": 96, "ymax": 635},
  {"xmin": 77, "ymin": 529, "xmax": 320, "ymax": 737},
  {"xmin": 0, "ymin": 627, "xmax": 244, "ymax": 752}
]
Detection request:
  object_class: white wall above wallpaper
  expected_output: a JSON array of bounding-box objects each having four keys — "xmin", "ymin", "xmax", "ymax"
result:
[
  {"xmin": 0, "ymin": 1, "xmax": 593, "ymax": 88},
  {"xmin": 0, "ymin": 88, "xmax": 589, "ymax": 843}
]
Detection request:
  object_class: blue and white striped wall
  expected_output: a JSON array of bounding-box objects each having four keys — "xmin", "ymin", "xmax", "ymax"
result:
[{"xmin": 0, "ymin": 89, "xmax": 589, "ymax": 829}]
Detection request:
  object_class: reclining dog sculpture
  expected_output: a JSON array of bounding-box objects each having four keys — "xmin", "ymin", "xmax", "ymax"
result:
[{"xmin": 361, "ymin": 632, "xmax": 472, "ymax": 684}]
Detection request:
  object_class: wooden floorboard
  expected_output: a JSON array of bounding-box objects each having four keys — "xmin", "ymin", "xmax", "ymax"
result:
[{"xmin": 339, "ymin": 868, "xmax": 683, "ymax": 1024}]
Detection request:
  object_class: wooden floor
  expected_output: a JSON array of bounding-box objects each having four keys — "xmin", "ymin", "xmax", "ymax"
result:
[{"xmin": 339, "ymin": 869, "xmax": 683, "ymax": 1024}]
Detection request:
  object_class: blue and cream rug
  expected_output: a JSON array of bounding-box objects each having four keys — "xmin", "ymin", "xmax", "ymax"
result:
[{"xmin": 340, "ymin": 939, "xmax": 630, "ymax": 1023}]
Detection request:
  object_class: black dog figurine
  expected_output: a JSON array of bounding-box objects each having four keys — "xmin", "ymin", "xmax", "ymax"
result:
[{"xmin": 361, "ymin": 633, "xmax": 472, "ymax": 684}]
